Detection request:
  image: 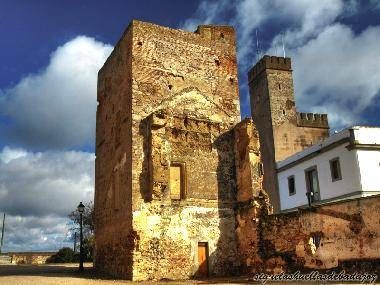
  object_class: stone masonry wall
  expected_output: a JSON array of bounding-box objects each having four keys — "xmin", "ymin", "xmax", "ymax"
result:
[
  {"xmin": 129, "ymin": 112, "xmax": 239, "ymax": 280},
  {"xmin": 95, "ymin": 20, "xmax": 242, "ymax": 280},
  {"xmin": 128, "ymin": 21, "xmax": 241, "ymax": 280},
  {"xmin": 234, "ymin": 118, "xmax": 263, "ymax": 202},
  {"xmin": 236, "ymin": 195, "xmax": 380, "ymax": 274},
  {"xmin": 9, "ymin": 252, "xmax": 56, "ymax": 265},
  {"xmin": 95, "ymin": 23, "xmax": 134, "ymax": 278}
]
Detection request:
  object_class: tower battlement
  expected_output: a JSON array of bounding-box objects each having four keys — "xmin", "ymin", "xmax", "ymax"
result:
[
  {"xmin": 195, "ymin": 25, "xmax": 236, "ymax": 45},
  {"xmin": 248, "ymin": 55, "xmax": 292, "ymax": 83},
  {"xmin": 297, "ymin": 112, "xmax": 329, "ymax": 129}
]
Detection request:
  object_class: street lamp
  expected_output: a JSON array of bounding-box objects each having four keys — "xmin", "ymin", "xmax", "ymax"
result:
[{"xmin": 77, "ymin": 202, "xmax": 85, "ymax": 272}]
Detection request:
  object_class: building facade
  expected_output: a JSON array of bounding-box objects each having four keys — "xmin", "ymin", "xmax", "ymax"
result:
[
  {"xmin": 94, "ymin": 20, "xmax": 262, "ymax": 280},
  {"xmin": 95, "ymin": 20, "xmax": 380, "ymax": 280},
  {"xmin": 277, "ymin": 126, "xmax": 380, "ymax": 211}
]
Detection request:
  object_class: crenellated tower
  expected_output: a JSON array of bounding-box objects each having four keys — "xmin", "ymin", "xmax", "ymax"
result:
[{"xmin": 248, "ymin": 55, "xmax": 329, "ymax": 211}]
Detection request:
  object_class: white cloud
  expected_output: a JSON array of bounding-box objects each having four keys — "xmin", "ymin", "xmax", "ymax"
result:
[
  {"xmin": 0, "ymin": 147, "xmax": 94, "ymax": 217},
  {"xmin": 0, "ymin": 146, "xmax": 27, "ymax": 163},
  {"xmin": 292, "ymin": 24, "xmax": 380, "ymax": 127},
  {"xmin": 0, "ymin": 36, "xmax": 112, "ymax": 149},
  {"xmin": 268, "ymin": 0, "xmax": 345, "ymax": 50},
  {"xmin": 181, "ymin": 0, "xmax": 231, "ymax": 31}
]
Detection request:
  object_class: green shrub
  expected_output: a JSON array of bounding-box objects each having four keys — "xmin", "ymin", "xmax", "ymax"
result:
[{"xmin": 46, "ymin": 247, "xmax": 78, "ymax": 263}]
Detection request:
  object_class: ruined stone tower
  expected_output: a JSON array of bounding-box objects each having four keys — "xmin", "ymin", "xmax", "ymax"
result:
[
  {"xmin": 248, "ymin": 55, "xmax": 329, "ymax": 211},
  {"xmin": 94, "ymin": 20, "xmax": 262, "ymax": 280}
]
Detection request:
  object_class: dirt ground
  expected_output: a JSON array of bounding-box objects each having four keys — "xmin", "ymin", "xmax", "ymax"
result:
[
  {"xmin": 0, "ymin": 263, "xmax": 249, "ymax": 285},
  {"xmin": 0, "ymin": 263, "xmax": 374, "ymax": 285}
]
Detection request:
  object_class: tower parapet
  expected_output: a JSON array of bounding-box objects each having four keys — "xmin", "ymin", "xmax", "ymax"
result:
[
  {"xmin": 195, "ymin": 25, "xmax": 236, "ymax": 45},
  {"xmin": 297, "ymin": 112, "xmax": 329, "ymax": 129},
  {"xmin": 248, "ymin": 55, "xmax": 292, "ymax": 83}
]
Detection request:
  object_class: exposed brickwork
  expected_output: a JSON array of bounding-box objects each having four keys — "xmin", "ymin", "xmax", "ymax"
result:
[{"xmin": 249, "ymin": 55, "xmax": 329, "ymax": 212}]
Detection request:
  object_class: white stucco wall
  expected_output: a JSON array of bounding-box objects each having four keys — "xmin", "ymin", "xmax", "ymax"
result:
[
  {"xmin": 357, "ymin": 149, "xmax": 380, "ymax": 193},
  {"xmin": 278, "ymin": 142, "xmax": 362, "ymax": 211},
  {"xmin": 353, "ymin": 127, "xmax": 380, "ymax": 144}
]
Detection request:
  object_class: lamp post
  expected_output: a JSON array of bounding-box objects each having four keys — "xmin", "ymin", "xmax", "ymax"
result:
[{"xmin": 77, "ymin": 202, "xmax": 85, "ymax": 272}]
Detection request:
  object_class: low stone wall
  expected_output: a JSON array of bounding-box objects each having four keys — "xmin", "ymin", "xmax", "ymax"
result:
[
  {"xmin": 236, "ymin": 194, "xmax": 380, "ymax": 274},
  {"xmin": 9, "ymin": 252, "xmax": 57, "ymax": 265}
]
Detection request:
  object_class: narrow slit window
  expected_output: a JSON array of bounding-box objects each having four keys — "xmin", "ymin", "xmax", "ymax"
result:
[{"xmin": 258, "ymin": 163, "xmax": 264, "ymax": 176}]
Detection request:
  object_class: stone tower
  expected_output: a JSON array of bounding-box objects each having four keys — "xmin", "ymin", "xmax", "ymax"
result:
[
  {"xmin": 94, "ymin": 20, "xmax": 262, "ymax": 280},
  {"xmin": 248, "ymin": 55, "xmax": 329, "ymax": 211}
]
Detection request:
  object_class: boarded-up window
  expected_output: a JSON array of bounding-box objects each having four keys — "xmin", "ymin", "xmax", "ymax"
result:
[{"xmin": 170, "ymin": 164, "xmax": 184, "ymax": 200}]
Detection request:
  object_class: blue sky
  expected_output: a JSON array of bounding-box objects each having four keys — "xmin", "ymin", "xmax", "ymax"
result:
[{"xmin": 0, "ymin": 0, "xmax": 379, "ymax": 251}]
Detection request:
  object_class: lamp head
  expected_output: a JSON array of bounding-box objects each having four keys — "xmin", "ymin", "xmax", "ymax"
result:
[{"xmin": 77, "ymin": 202, "xmax": 85, "ymax": 213}]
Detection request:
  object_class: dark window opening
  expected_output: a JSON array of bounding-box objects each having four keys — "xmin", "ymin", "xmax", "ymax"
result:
[
  {"xmin": 282, "ymin": 109, "xmax": 286, "ymax": 115},
  {"xmin": 288, "ymin": 176, "xmax": 295, "ymax": 196},
  {"xmin": 329, "ymin": 158, "xmax": 342, "ymax": 182},
  {"xmin": 305, "ymin": 166, "xmax": 320, "ymax": 203},
  {"xmin": 258, "ymin": 163, "xmax": 264, "ymax": 176},
  {"xmin": 279, "ymin": 83, "xmax": 281, "ymax": 90},
  {"xmin": 215, "ymin": 59, "xmax": 220, "ymax": 66}
]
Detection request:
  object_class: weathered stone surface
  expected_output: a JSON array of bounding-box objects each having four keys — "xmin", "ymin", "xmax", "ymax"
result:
[
  {"xmin": 8, "ymin": 252, "xmax": 56, "ymax": 265},
  {"xmin": 95, "ymin": 20, "xmax": 244, "ymax": 281},
  {"xmin": 236, "ymin": 195, "xmax": 380, "ymax": 274},
  {"xmin": 234, "ymin": 118, "xmax": 263, "ymax": 203}
]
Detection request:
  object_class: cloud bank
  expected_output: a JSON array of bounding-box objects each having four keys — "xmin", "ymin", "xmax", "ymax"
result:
[
  {"xmin": 0, "ymin": 36, "xmax": 111, "ymax": 252},
  {"xmin": 0, "ymin": 146, "xmax": 94, "ymax": 251}
]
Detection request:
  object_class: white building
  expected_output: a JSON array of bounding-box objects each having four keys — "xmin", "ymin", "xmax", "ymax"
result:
[{"xmin": 277, "ymin": 126, "xmax": 380, "ymax": 212}]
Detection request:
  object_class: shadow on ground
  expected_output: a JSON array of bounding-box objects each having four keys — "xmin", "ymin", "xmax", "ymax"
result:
[
  {"xmin": 0, "ymin": 263, "xmax": 95, "ymax": 279},
  {"xmin": 0, "ymin": 264, "xmax": 257, "ymax": 283}
]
